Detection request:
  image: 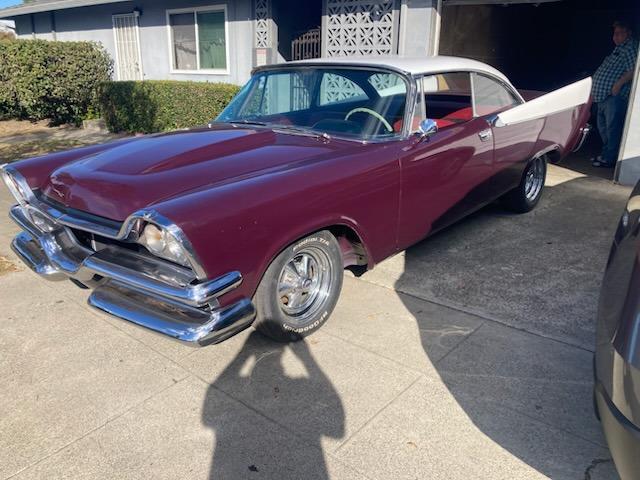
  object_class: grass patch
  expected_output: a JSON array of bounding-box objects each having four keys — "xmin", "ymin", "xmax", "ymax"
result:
[{"xmin": 0, "ymin": 138, "xmax": 87, "ymax": 162}]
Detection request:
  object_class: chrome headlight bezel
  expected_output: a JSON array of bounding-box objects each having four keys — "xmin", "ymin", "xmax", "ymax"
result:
[{"xmin": 1, "ymin": 164, "xmax": 36, "ymax": 206}]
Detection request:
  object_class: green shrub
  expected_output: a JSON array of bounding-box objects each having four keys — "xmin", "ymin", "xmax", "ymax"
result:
[
  {"xmin": 0, "ymin": 39, "xmax": 112, "ymax": 125},
  {"xmin": 98, "ymin": 80, "xmax": 240, "ymax": 133}
]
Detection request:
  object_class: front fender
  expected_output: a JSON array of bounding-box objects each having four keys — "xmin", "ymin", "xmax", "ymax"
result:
[{"xmin": 151, "ymin": 142, "xmax": 402, "ymax": 305}]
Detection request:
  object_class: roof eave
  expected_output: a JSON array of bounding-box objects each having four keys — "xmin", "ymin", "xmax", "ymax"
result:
[{"xmin": 0, "ymin": 0, "xmax": 129, "ymax": 19}]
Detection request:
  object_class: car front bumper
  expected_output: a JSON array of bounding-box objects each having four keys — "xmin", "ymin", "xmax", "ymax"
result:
[
  {"xmin": 9, "ymin": 204, "xmax": 256, "ymax": 347},
  {"xmin": 594, "ymin": 381, "xmax": 640, "ymax": 480}
]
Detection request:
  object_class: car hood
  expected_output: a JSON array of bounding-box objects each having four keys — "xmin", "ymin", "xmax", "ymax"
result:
[{"xmin": 40, "ymin": 125, "xmax": 353, "ymax": 221}]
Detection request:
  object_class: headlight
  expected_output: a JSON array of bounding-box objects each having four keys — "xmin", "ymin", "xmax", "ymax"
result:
[{"xmin": 139, "ymin": 223, "xmax": 190, "ymax": 268}]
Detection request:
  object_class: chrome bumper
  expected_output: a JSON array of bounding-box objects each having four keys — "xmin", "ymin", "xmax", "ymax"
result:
[{"xmin": 9, "ymin": 205, "xmax": 256, "ymax": 347}]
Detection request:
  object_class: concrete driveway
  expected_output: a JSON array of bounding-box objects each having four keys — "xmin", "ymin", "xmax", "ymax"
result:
[{"xmin": 0, "ymin": 164, "xmax": 629, "ymax": 480}]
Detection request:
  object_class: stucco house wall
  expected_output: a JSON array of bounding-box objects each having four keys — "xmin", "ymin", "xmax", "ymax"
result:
[
  {"xmin": 10, "ymin": 0, "xmax": 437, "ymax": 85},
  {"xmin": 13, "ymin": 0, "xmax": 254, "ymax": 85}
]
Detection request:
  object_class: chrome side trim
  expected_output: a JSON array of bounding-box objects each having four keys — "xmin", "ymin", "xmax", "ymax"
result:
[{"xmin": 88, "ymin": 283, "xmax": 256, "ymax": 346}]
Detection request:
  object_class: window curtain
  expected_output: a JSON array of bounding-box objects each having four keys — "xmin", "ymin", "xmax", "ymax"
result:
[
  {"xmin": 170, "ymin": 13, "xmax": 197, "ymax": 70},
  {"xmin": 198, "ymin": 11, "xmax": 226, "ymax": 70}
]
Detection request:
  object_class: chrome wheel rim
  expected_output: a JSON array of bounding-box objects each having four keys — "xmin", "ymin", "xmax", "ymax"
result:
[
  {"xmin": 277, "ymin": 247, "xmax": 333, "ymax": 322},
  {"xmin": 524, "ymin": 157, "xmax": 545, "ymax": 202}
]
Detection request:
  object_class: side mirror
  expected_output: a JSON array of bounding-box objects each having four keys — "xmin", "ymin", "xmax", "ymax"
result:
[{"xmin": 417, "ymin": 119, "xmax": 438, "ymax": 140}]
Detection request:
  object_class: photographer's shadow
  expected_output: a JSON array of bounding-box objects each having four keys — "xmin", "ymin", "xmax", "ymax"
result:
[{"xmin": 202, "ymin": 331, "xmax": 344, "ymax": 480}]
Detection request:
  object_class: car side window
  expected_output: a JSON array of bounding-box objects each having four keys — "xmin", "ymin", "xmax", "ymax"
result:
[
  {"xmin": 472, "ymin": 73, "xmax": 520, "ymax": 117},
  {"xmin": 412, "ymin": 72, "xmax": 473, "ymax": 130}
]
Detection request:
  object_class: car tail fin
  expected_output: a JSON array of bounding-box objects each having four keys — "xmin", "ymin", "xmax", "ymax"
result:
[{"xmin": 495, "ymin": 77, "xmax": 592, "ymax": 128}]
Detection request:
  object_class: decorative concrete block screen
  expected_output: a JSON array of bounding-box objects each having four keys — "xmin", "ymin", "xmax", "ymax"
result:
[
  {"xmin": 255, "ymin": 0, "xmax": 270, "ymax": 48},
  {"xmin": 325, "ymin": 0, "xmax": 397, "ymax": 57}
]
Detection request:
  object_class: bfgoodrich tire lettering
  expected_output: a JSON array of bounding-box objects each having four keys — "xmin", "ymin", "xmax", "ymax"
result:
[{"xmin": 254, "ymin": 231, "xmax": 343, "ymax": 342}]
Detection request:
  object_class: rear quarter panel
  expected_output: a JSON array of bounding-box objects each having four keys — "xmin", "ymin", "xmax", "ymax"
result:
[{"xmin": 532, "ymin": 100, "xmax": 593, "ymax": 159}]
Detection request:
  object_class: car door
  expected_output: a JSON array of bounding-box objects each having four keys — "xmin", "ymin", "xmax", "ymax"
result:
[
  {"xmin": 396, "ymin": 72, "xmax": 495, "ymax": 250},
  {"xmin": 471, "ymin": 72, "xmax": 537, "ymax": 195}
]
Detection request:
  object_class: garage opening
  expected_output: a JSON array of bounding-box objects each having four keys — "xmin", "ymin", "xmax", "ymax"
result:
[
  {"xmin": 439, "ymin": 0, "xmax": 640, "ymax": 177},
  {"xmin": 273, "ymin": 0, "xmax": 322, "ymax": 61}
]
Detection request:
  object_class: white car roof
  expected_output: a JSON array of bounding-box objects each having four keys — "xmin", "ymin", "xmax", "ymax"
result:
[{"xmin": 285, "ymin": 55, "xmax": 512, "ymax": 87}]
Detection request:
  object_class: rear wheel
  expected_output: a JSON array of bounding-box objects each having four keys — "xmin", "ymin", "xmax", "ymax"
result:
[
  {"xmin": 501, "ymin": 156, "xmax": 546, "ymax": 213},
  {"xmin": 254, "ymin": 231, "xmax": 343, "ymax": 342}
]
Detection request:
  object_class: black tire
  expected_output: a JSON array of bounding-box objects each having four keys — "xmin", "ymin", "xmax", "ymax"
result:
[
  {"xmin": 501, "ymin": 156, "xmax": 547, "ymax": 213},
  {"xmin": 254, "ymin": 230, "xmax": 344, "ymax": 342}
]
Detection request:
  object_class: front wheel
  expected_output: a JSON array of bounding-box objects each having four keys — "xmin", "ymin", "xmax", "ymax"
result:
[
  {"xmin": 253, "ymin": 231, "xmax": 344, "ymax": 342},
  {"xmin": 500, "ymin": 156, "xmax": 546, "ymax": 213}
]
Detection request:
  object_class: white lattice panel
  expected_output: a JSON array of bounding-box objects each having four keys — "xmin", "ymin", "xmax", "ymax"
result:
[
  {"xmin": 325, "ymin": 0, "xmax": 397, "ymax": 57},
  {"xmin": 255, "ymin": 0, "xmax": 270, "ymax": 48},
  {"xmin": 112, "ymin": 13, "xmax": 142, "ymax": 80}
]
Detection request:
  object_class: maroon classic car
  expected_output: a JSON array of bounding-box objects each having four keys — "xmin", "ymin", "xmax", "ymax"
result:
[{"xmin": 1, "ymin": 56, "xmax": 592, "ymax": 346}]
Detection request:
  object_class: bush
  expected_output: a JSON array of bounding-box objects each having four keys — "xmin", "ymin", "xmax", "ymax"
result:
[
  {"xmin": 0, "ymin": 39, "xmax": 112, "ymax": 125},
  {"xmin": 98, "ymin": 80, "xmax": 240, "ymax": 133}
]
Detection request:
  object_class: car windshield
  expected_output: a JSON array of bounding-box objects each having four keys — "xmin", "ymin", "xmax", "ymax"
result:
[{"xmin": 215, "ymin": 67, "xmax": 409, "ymax": 140}]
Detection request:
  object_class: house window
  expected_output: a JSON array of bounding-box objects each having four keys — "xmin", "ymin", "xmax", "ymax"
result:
[{"xmin": 168, "ymin": 6, "xmax": 228, "ymax": 72}]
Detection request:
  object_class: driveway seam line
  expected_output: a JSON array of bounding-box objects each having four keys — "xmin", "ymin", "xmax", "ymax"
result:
[
  {"xmin": 352, "ymin": 276, "xmax": 596, "ymax": 353},
  {"xmin": 317, "ymin": 329, "xmax": 437, "ymax": 376},
  {"xmin": 434, "ymin": 320, "xmax": 486, "ymax": 365},
  {"xmin": 333, "ymin": 375, "xmax": 422, "ymax": 454},
  {"xmin": 4, "ymin": 376, "xmax": 192, "ymax": 480}
]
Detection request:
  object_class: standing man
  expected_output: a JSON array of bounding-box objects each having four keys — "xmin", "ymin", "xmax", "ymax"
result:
[{"xmin": 591, "ymin": 21, "xmax": 638, "ymax": 168}]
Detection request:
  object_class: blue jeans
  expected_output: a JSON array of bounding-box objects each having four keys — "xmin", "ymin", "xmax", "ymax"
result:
[{"xmin": 597, "ymin": 95, "xmax": 628, "ymax": 166}]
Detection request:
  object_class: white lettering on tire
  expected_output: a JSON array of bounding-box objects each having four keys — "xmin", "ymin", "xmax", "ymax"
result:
[{"xmin": 293, "ymin": 236, "xmax": 330, "ymax": 252}]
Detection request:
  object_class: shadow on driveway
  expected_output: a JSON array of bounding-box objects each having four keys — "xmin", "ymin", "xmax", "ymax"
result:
[
  {"xmin": 392, "ymin": 174, "xmax": 626, "ymax": 478},
  {"xmin": 194, "ymin": 173, "xmax": 625, "ymax": 479},
  {"xmin": 203, "ymin": 331, "xmax": 344, "ymax": 480}
]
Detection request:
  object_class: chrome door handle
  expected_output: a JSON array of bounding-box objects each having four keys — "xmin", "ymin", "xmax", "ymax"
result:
[{"xmin": 478, "ymin": 129, "xmax": 493, "ymax": 142}]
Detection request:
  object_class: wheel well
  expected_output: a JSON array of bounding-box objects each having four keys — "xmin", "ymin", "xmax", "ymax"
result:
[
  {"xmin": 326, "ymin": 225, "xmax": 369, "ymax": 275},
  {"xmin": 535, "ymin": 146, "xmax": 560, "ymax": 165}
]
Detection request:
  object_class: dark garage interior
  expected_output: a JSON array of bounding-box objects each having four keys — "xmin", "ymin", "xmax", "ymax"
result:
[
  {"xmin": 439, "ymin": 0, "xmax": 640, "ymax": 92},
  {"xmin": 439, "ymin": 0, "xmax": 640, "ymax": 178}
]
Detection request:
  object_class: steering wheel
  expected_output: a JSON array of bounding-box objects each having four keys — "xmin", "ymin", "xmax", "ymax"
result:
[{"xmin": 344, "ymin": 107, "xmax": 393, "ymax": 133}]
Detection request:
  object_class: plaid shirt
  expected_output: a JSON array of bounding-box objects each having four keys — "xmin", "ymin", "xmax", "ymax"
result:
[{"xmin": 592, "ymin": 38, "xmax": 638, "ymax": 102}]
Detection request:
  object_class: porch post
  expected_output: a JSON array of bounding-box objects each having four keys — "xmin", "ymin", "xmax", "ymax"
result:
[
  {"xmin": 397, "ymin": 0, "xmax": 439, "ymax": 57},
  {"xmin": 253, "ymin": 0, "xmax": 276, "ymax": 66}
]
